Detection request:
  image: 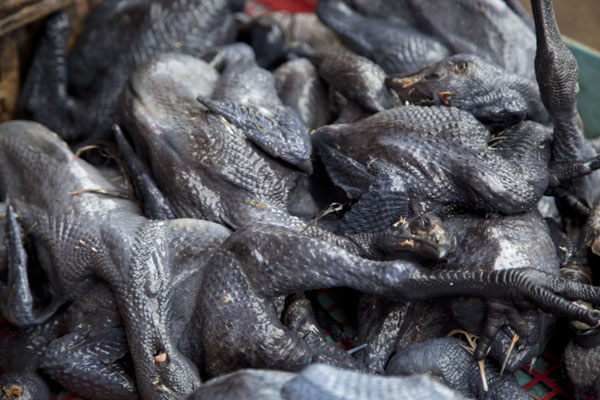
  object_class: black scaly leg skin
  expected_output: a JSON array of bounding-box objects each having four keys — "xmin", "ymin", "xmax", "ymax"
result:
[
  {"xmin": 546, "ymin": 187, "xmax": 591, "ymax": 218},
  {"xmin": 114, "ymin": 125, "xmax": 175, "ymax": 220},
  {"xmin": 531, "ymin": 0, "xmax": 597, "ymax": 206},
  {"xmin": 17, "ymin": 13, "xmax": 82, "ymax": 142},
  {"xmin": 40, "ymin": 329, "xmax": 138, "ymax": 400},
  {"xmin": 196, "ymin": 226, "xmax": 600, "ymax": 375},
  {"xmin": 548, "ymin": 154, "xmax": 600, "ymax": 187},
  {"xmin": 0, "ymin": 204, "xmax": 58, "ymax": 327},
  {"xmin": 0, "ymin": 121, "xmax": 221, "ymax": 400},
  {"xmin": 196, "ymin": 95, "xmax": 313, "ymax": 173},
  {"xmin": 387, "ymin": 337, "xmax": 530, "ymax": 400},
  {"xmin": 545, "ymin": 154, "xmax": 600, "ymax": 217},
  {"xmin": 473, "ymin": 301, "xmax": 533, "ymax": 361}
]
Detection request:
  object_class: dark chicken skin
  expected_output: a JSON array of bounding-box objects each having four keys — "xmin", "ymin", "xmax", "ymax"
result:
[
  {"xmin": 2, "ymin": 1, "xmax": 599, "ymax": 400},
  {"xmin": 0, "ymin": 121, "xmax": 232, "ymax": 400},
  {"xmin": 316, "ymin": 0, "xmax": 449, "ymax": 74},
  {"xmin": 0, "ymin": 119, "xmax": 454, "ymax": 398},
  {"xmin": 386, "ymin": 54, "xmax": 549, "ymax": 130},
  {"xmin": 315, "ymin": 0, "xmax": 600, "ymax": 233},
  {"xmin": 0, "ymin": 284, "xmax": 137, "ymax": 400},
  {"xmin": 0, "ymin": 108, "xmax": 593, "ymax": 397},
  {"xmin": 314, "ymin": 105, "xmax": 599, "ymax": 234},
  {"xmin": 301, "ymin": 47, "xmax": 395, "ymax": 113},
  {"xmin": 186, "ymin": 363, "xmax": 465, "ymax": 400},
  {"xmin": 530, "ymin": 0, "xmax": 599, "ymax": 209},
  {"xmin": 388, "ymin": 338, "xmax": 529, "ymax": 400},
  {"xmin": 0, "ymin": 372, "xmax": 53, "ymax": 400},
  {"xmin": 273, "ymin": 58, "xmax": 331, "ymax": 130},
  {"xmin": 18, "ymin": 0, "xmax": 239, "ymax": 144},
  {"xmin": 443, "ymin": 212, "xmax": 559, "ymax": 367},
  {"xmin": 353, "ymin": 211, "xmax": 559, "ymax": 379},
  {"xmin": 121, "ymin": 51, "xmax": 310, "ymax": 230},
  {"xmin": 317, "ymin": 0, "xmax": 535, "ymax": 78},
  {"xmin": 188, "ymin": 222, "xmax": 600, "ymax": 377},
  {"xmin": 119, "ymin": 50, "xmax": 452, "ymax": 260},
  {"xmin": 4, "ymin": 121, "xmax": 598, "ymax": 398}
]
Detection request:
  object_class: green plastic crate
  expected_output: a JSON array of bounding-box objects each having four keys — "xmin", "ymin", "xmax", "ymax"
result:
[{"xmin": 566, "ymin": 38, "xmax": 600, "ymax": 138}]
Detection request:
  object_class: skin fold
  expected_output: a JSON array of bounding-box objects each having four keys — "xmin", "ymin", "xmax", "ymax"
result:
[
  {"xmin": 118, "ymin": 50, "xmax": 451, "ymax": 260},
  {"xmin": 0, "ymin": 120, "xmax": 231, "ymax": 400},
  {"xmin": 317, "ymin": 0, "xmax": 535, "ymax": 79},
  {"xmin": 385, "ymin": 54, "xmax": 549, "ymax": 130},
  {"xmin": 387, "ymin": 338, "xmax": 529, "ymax": 400},
  {"xmin": 186, "ymin": 364, "xmax": 465, "ymax": 400},
  {"xmin": 313, "ymin": 105, "xmax": 595, "ymax": 231},
  {"xmin": 352, "ymin": 211, "xmax": 558, "ymax": 378},
  {"xmin": 17, "ymin": 0, "xmax": 238, "ymax": 144},
  {"xmin": 2, "ymin": 1, "xmax": 599, "ymax": 399},
  {"xmin": 316, "ymin": 0, "xmax": 450, "ymax": 74},
  {"xmin": 0, "ymin": 283, "xmax": 138, "ymax": 400},
  {"xmin": 189, "ymin": 223, "xmax": 600, "ymax": 376},
  {"xmin": 0, "ymin": 122, "xmax": 459, "ymax": 398},
  {"xmin": 443, "ymin": 211, "xmax": 558, "ymax": 369}
]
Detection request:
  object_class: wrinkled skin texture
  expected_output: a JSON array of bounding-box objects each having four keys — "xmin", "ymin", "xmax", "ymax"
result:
[
  {"xmin": 530, "ymin": 0, "xmax": 599, "ymax": 209},
  {"xmin": 444, "ymin": 212, "xmax": 558, "ymax": 368},
  {"xmin": 0, "ymin": 284, "xmax": 137, "ymax": 400},
  {"xmin": 0, "ymin": 227, "xmax": 235, "ymax": 400},
  {"xmin": 121, "ymin": 51, "xmax": 309, "ymax": 231},
  {"xmin": 187, "ymin": 223, "xmax": 600, "ymax": 377},
  {"xmin": 317, "ymin": 0, "xmax": 449, "ymax": 74},
  {"xmin": 318, "ymin": 0, "xmax": 535, "ymax": 79},
  {"xmin": 406, "ymin": 0, "xmax": 536, "ymax": 79},
  {"xmin": 314, "ymin": 106, "xmax": 556, "ymax": 232},
  {"xmin": 563, "ymin": 339, "xmax": 600, "ymax": 400},
  {"xmin": 18, "ymin": 0, "xmax": 238, "ymax": 143},
  {"xmin": 387, "ymin": 338, "xmax": 529, "ymax": 400},
  {"xmin": 0, "ymin": 120, "xmax": 231, "ymax": 400},
  {"xmin": 120, "ymin": 51, "xmax": 450, "ymax": 260},
  {"xmin": 196, "ymin": 58, "xmax": 313, "ymax": 174},
  {"xmin": 354, "ymin": 297, "xmax": 453, "ymax": 373},
  {"xmin": 316, "ymin": 101, "xmax": 600, "ymax": 236},
  {"xmin": 186, "ymin": 364, "xmax": 465, "ymax": 400},
  {"xmin": 386, "ymin": 54, "xmax": 549, "ymax": 130},
  {"xmin": 354, "ymin": 211, "xmax": 558, "ymax": 374}
]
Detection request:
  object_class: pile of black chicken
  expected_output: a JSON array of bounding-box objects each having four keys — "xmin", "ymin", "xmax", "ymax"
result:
[{"xmin": 1, "ymin": 0, "xmax": 600, "ymax": 399}]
